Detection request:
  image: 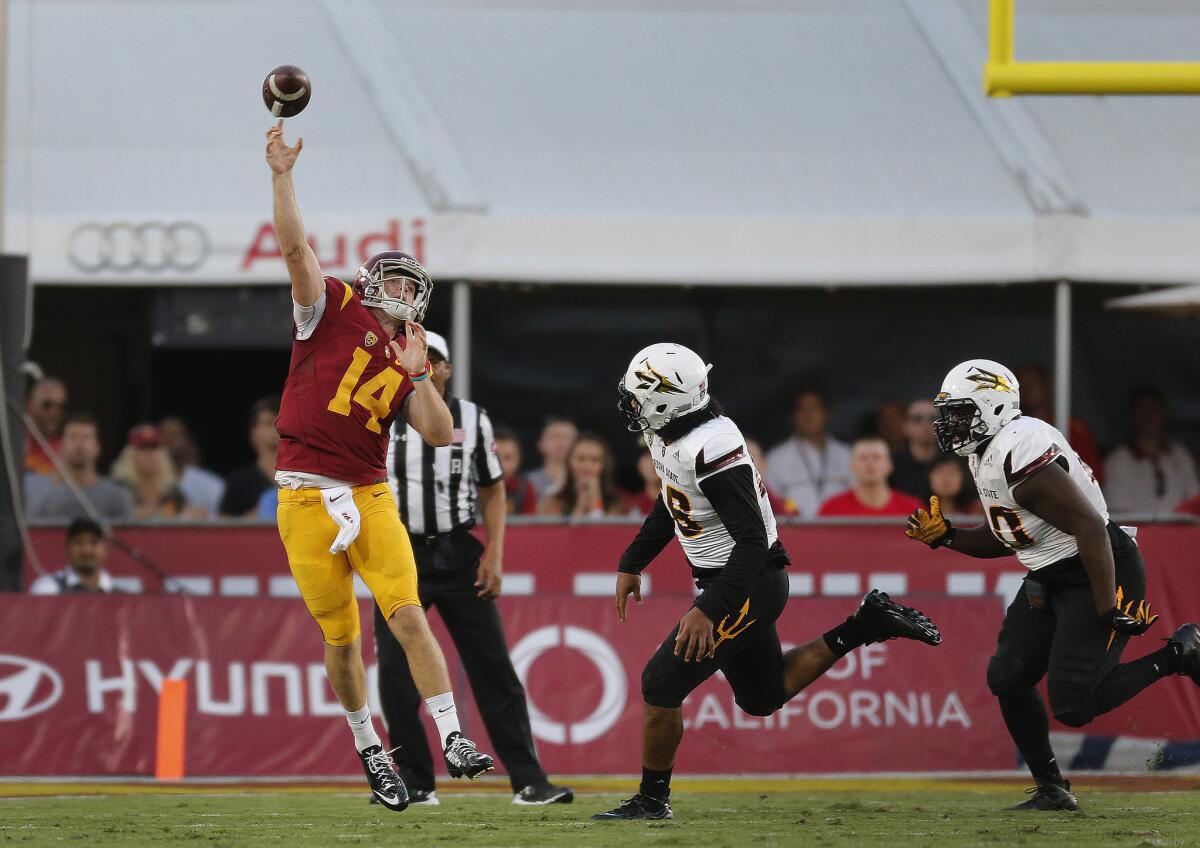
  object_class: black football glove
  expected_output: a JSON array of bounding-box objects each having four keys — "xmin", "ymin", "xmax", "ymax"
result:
[{"xmin": 1102, "ymin": 599, "xmax": 1159, "ymax": 636}]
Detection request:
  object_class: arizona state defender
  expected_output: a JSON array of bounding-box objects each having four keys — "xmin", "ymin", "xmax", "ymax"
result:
[
  {"xmin": 907, "ymin": 359, "xmax": 1200, "ymax": 811},
  {"xmin": 592, "ymin": 343, "xmax": 943, "ymax": 821},
  {"xmin": 266, "ymin": 120, "xmax": 493, "ymax": 812}
]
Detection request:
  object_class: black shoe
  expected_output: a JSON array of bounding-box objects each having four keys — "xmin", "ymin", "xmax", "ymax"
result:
[
  {"xmin": 443, "ymin": 732, "xmax": 494, "ymax": 779},
  {"xmin": 358, "ymin": 745, "xmax": 409, "ymax": 812},
  {"xmin": 592, "ymin": 794, "xmax": 673, "ymax": 820},
  {"xmin": 1167, "ymin": 624, "xmax": 1200, "ymax": 685},
  {"xmin": 1005, "ymin": 781, "xmax": 1078, "ymax": 812},
  {"xmin": 852, "ymin": 589, "xmax": 942, "ymax": 646},
  {"xmin": 514, "ymin": 781, "xmax": 574, "ymax": 805},
  {"xmin": 370, "ymin": 788, "xmax": 438, "ymax": 806}
]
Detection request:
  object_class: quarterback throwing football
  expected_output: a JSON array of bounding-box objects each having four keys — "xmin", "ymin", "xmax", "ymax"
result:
[
  {"xmin": 907, "ymin": 359, "xmax": 1200, "ymax": 811},
  {"xmin": 593, "ymin": 344, "xmax": 943, "ymax": 821},
  {"xmin": 265, "ymin": 121, "xmax": 493, "ymax": 812}
]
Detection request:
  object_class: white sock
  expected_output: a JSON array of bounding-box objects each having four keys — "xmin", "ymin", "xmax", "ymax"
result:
[
  {"xmin": 346, "ymin": 704, "xmax": 382, "ymax": 752},
  {"xmin": 424, "ymin": 692, "xmax": 461, "ymax": 746}
]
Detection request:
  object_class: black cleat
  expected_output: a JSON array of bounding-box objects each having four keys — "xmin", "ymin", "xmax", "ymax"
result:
[
  {"xmin": 513, "ymin": 781, "xmax": 574, "ymax": 805},
  {"xmin": 591, "ymin": 794, "xmax": 673, "ymax": 820},
  {"xmin": 358, "ymin": 745, "xmax": 409, "ymax": 812},
  {"xmin": 370, "ymin": 788, "xmax": 438, "ymax": 806},
  {"xmin": 1167, "ymin": 624, "xmax": 1200, "ymax": 685},
  {"xmin": 852, "ymin": 589, "xmax": 942, "ymax": 646},
  {"xmin": 1006, "ymin": 781, "xmax": 1078, "ymax": 812},
  {"xmin": 443, "ymin": 732, "xmax": 494, "ymax": 779}
]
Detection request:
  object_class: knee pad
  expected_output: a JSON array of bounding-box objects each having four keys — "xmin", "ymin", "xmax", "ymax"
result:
[
  {"xmin": 987, "ymin": 655, "xmax": 1037, "ymax": 698},
  {"xmin": 733, "ymin": 695, "xmax": 781, "ymax": 718},
  {"xmin": 641, "ymin": 660, "xmax": 684, "ymax": 710},
  {"xmin": 1053, "ymin": 707, "xmax": 1094, "ymax": 729},
  {"xmin": 311, "ymin": 597, "xmax": 360, "ymax": 647}
]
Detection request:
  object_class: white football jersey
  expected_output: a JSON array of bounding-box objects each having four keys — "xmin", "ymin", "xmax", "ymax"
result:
[
  {"xmin": 968, "ymin": 416, "xmax": 1108, "ymax": 571},
  {"xmin": 645, "ymin": 415, "xmax": 778, "ymax": 570}
]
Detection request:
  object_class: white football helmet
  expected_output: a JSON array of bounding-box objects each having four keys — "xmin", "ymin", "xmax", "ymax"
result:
[
  {"xmin": 933, "ymin": 359, "xmax": 1022, "ymax": 456},
  {"xmin": 618, "ymin": 343, "xmax": 713, "ymax": 432}
]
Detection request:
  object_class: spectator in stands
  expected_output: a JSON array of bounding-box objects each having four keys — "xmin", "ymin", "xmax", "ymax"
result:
[
  {"xmin": 1014, "ymin": 363, "xmax": 1104, "ymax": 481},
  {"xmin": 28, "ymin": 517, "xmax": 116, "ymax": 594},
  {"xmin": 873, "ymin": 399, "xmax": 908, "ymax": 452},
  {"xmin": 525, "ymin": 416, "xmax": 578, "ymax": 498},
  {"xmin": 631, "ymin": 447, "xmax": 660, "ymax": 515},
  {"xmin": 24, "ymin": 376, "xmax": 68, "ymax": 476},
  {"xmin": 817, "ymin": 436, "xmax": 922, "ymax": 517},
  {"xmin": 495, "ymin": 427, "xmax": 539, "ymax": 515},
  {"xmin": 159, "ymin": 416, "xmax": 225, "ymax": 519},
  {"xmin": 27, "ymin": 414, "xmax": 133, "ymax": 521},
  {"xmin": 537, "ymin": 433, "xmax": 629, "ymax": 518},
  {"xmin": 928, "ymin": 454, "xmax": 979, "ymax": 516},
  {"xmin": 110, "ymin": 424, "xmax": 191, "ymax": 520},
  {"xmin": 765, "ymin": 389, "xmax": 851, "ymax": 519},
  {"xmin": 745, "ymin": 437, "xmax": 795, "ymax": 517},
  {"xmin": 889, "ymin": 399, "xmax": 942, "ymax": 501},
  {"xmin": 1104, "ymin": 385, "xmax": 1200, "ymax": 515},
  {"xmin": 219, "ymin": 395, "xmax": 280, "ymax": 517}
]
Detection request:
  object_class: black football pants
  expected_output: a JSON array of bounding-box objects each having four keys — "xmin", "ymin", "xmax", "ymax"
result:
[{"xmin": 373, "ymin": 535, "xmax": 546, "ymax": 793}]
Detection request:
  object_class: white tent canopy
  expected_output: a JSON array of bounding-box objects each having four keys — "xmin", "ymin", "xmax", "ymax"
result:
[{"xmin": 5, "ymin": 0, "xmax": 1200, "ymax": 286}]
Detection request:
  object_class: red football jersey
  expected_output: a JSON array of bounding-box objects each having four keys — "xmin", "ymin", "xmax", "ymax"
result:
[{"xmin": 276, "ymin": 276, "xmax": 415, "ymax": 484}]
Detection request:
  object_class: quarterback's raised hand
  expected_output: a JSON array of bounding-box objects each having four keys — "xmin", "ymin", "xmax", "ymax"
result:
[
  {"xmin": 615, "ymin": 572, "xmax": 643, "ymax": 622},
  {"xmin": 265, "ymin": 120, "xmax": 303, "ymax": 175},
  {"xmin": 906, "ymin": 495, "xmax": 956, "ymax": 548}
]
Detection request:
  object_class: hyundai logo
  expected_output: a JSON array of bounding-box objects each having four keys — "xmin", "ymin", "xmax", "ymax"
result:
[
  {"xmin": 0, "ymin": 655, "xmax": 63, "ymax": 721},
  {"xmin": 67, "ymin": 222, "xmax": 210, "ymax": 273}
]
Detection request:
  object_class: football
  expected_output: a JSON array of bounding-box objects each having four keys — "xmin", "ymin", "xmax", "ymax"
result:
[{"xmin": 262, "ymin": 65, "xmax": 311, "ymax": 118}]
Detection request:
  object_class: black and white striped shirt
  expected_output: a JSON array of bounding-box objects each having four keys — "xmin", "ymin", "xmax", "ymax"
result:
[{"xmin": 386, "ymin": 397, "xmax": 504, "ymax": 537}]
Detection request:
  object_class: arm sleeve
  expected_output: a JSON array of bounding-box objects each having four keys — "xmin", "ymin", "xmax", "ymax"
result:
[
  {"xmin": 618, "ymin": 495, "xmax": 675, "ymax": 574},
  {"xmin": 693, "ymin": 463, "xmax": 769, "ymax": 622},
  {"xmin": 293, "ymin": 288, "xmax": 328, "ymax": 341},
  {"xmin": 473, "ymin": 407, "xmax": 504, "ymax": 486}
]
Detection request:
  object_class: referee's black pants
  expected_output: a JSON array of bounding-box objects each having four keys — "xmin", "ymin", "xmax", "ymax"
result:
[{"xmin": 373, "ymin": 532, "xmax": 546, "ymax": 793}]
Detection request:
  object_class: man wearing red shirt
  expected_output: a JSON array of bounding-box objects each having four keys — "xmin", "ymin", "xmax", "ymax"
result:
[
  {"xmin": 819, "ymin": 436, "xmax": 923, "ymax": 517},
  {"xmin": 266, "ymin": 120, "xmax": 493, "ymax": 812}
]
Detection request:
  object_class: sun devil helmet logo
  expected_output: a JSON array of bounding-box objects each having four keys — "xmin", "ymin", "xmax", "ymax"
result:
[
  {"xmin": 965, "ymin": 367, "xmax": 1015, "ymax": 394},
  {"xmin": 0, "ymin": 655, "xmax": 63, "ymax": 721},
  {"xmin": 633, "ymin": 364, "xmax": 686, "ymax": 395}
]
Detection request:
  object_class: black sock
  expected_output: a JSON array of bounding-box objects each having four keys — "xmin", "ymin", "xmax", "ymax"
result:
[
  {"xmin": 998, "ymin": 691, "xmax": 1064, "ymax": 787},
  {"xmin": 639, "ymin": 766, "xmax": 672, "ymax": 801},
  {"xmin": 1086, "ymin": 646, "xmax": 1179, "ymax": 716},
  {"xmin": 822, "ymin": 617, "xmax": 869, "ymax": 658}
]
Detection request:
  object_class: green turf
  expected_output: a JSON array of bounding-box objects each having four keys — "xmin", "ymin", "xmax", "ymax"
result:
[{"xmin": 2, "ymin": 790, "xmax": 1198, "ymax": 847}]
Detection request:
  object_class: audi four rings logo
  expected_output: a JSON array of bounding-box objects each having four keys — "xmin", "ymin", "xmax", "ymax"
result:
[
  {"xmin": 0, "ymin": 655, "xmax": 63, "ymax": 721},
  {"xmin": 67, "ymin": 222, "xmax": 211, "ymax": 273},
  {"xmin": 510, "ymin": 626, "xmax": 627, "ymax": 745}
]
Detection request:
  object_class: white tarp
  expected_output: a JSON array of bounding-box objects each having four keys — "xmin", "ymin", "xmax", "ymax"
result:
[{"xmin": 5, "ymin": 0, "xmax": 1200, "ymax": 286}]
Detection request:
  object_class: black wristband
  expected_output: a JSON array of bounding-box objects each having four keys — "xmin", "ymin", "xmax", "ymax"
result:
[{"xmin": 930, "ymin": 523, "xmax": 957, "ymax": 549}]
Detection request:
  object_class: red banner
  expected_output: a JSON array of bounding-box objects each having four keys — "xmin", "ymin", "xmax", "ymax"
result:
[{"xmin": 3, "ymin": 591, "xmax": 1199, "ymax": 778}]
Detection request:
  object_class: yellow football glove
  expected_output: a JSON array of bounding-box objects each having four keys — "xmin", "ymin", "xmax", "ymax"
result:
[{"xmin": 906, "ymin": 495, "xmax": 955, "ymax": 548}]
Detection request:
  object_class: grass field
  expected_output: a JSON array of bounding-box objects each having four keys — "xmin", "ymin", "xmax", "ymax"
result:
[{"xmin": 3, "ymin": 777, "xmax": 1199, "ymax": 847}]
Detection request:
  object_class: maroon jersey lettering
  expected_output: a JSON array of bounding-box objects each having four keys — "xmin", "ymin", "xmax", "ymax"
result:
[{"xmin": 276, "ymin": 276, "xmax": 414, "ymax": 484}]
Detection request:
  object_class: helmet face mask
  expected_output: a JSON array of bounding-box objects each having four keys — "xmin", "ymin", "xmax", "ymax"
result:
[
  {"xmin": 354, "ymin": 252, "xmax": 433, "ymax": 322},
  {"xmin": 933, "ymin": 359, "xmax": 1021, "ymax": 456},
  {"xmin": 617, "ymin": 343, "xmax": 713, "ymax": 433}
]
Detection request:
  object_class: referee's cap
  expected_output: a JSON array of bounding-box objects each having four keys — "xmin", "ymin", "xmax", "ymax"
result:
[{"xmin": 425, "ymin": 331, "xmax": 450, "ymax": 363}]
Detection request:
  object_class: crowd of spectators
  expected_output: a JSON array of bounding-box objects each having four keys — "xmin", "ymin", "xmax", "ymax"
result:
[{"xmin": 19, "ymin": 367, "xmax": 1200, "ymax": 525}]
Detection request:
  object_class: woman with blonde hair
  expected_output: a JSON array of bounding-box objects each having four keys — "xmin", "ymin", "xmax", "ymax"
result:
[{"xmin": 110, "ymin": 424, "xmax": 193, "ymax": 519}]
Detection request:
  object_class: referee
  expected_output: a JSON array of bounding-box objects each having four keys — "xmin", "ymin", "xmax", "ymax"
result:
[{"xmin": 375, "ymin": 331, "xmax": 572, "ymax": 807}]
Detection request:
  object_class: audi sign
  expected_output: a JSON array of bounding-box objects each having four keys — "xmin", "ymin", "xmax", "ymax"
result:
[
  {"xmin": 0, "ymin": 655, "xmax": 63, "ymax": 721},
  {"xmin": 67, "ymin": 222, "xmax": 210, "ymax": 273}
]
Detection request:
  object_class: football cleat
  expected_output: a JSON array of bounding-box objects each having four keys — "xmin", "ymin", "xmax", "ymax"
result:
[
  {"xmin": 853, "ymin": 589, "xmax": 942, "ymax": 646},
  {"xmin": 443, "ymin": 732, "xmax": 494, "ymax": 779},
  {"xmin": 1167, "ymin": 624, "xmax": 1200, "ymax": 685},
  {"xmin": 370, "ymin": 788, "xmax": 438, "ymax": 807},
  {"xmin": 591, "ymin": 794, "xmax": 673, "ymax": 820},
  {"xmin": 358, "ymin": 745, "xmax": 409, "ymax": 812},
  {"xmin": 1005, "ymin": 781, "xmax": 1078, "ymax": 812},
  {"xmin": 513, "ymin": 781, "xmax": 574, "ymax": 805}
]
